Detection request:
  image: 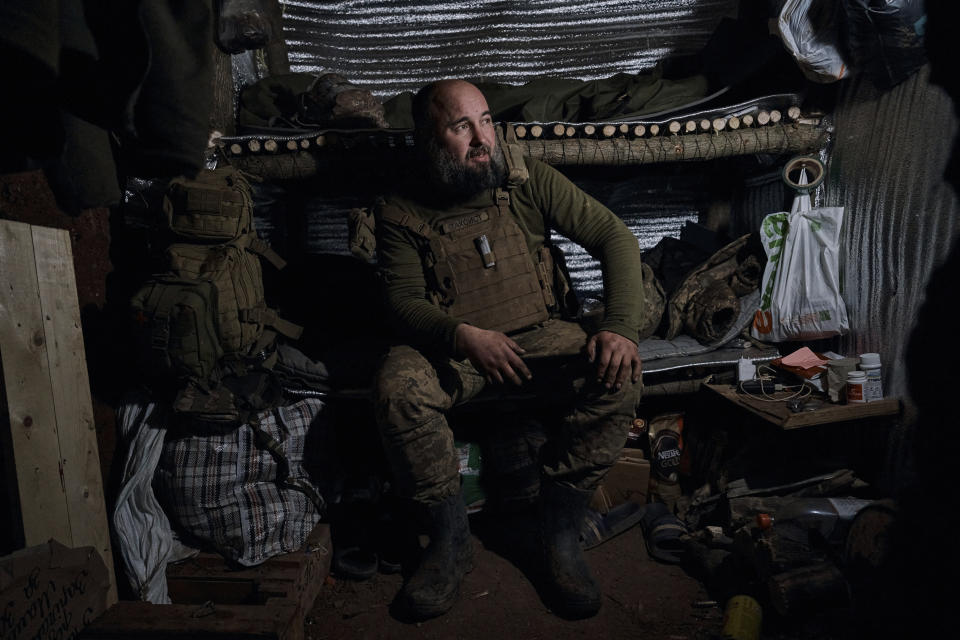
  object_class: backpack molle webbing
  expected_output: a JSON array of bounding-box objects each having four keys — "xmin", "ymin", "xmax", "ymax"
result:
[
  {"xmin": 163, "ymin": 166, "xmax": 256, "ymax": 242},
  {"xmin": 132, "ymin": 167, "xmax": 301, "ymax": 388},
  {"xmin": 166, "ymin": 231, "xmax": 302, "ymax": 358},
  {"xmin": 130, "ymin": 276, "xmax": 223, "ymax": 383}
]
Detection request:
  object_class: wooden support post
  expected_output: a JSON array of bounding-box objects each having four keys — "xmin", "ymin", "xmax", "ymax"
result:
[
  {"xmin": 0, "ymin": 220, "xmax": 117, "ymax": 606},
  {"xmin": 263, "ymin": 0, "xmax": 291, "ymax": 76}
]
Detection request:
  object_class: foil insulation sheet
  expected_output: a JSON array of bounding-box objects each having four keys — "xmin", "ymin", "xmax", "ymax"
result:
[{"xmin": 279, "ymin": 0, "xmax": 738, "ymax": 98}]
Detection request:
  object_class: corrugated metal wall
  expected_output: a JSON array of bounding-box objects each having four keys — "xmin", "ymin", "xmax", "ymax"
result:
[
  {"xmin": 280, "ymin": 0, "xmax": 737, "ymax": 98},
  {"xmin": 269, "ymin": 1, "xmax": 960, "ymax": 482},
  {"xmin": 824, "ymin": 65, "xmax": 960, "ymax": 479}
]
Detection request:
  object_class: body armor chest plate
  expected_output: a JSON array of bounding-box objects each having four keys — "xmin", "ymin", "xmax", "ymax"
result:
[{"xmin": 428, "ymin": 190, "xmax": 554, "ymax": 333}]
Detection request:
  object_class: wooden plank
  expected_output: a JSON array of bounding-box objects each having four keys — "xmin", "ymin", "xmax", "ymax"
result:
[
  {"xmin": 30, "ymin": 225, "xmax": 117, "ymax": 605},
  {"xmin": 703, "ymin": 383, "xmax": 900, "ymax": 429},
  {"xmin": 79, "ymin": 602, "xmax": 300, "ymax": 640},
  {"xmin": 89, "ymin": 524, "xmax": 330, "ymax": 639},
  {"xmin": 166, "ymin": 523, "xmax": 331, "ymax": 610},
  {"xmin": 0, "ymin": 220, "xmax": 72, "ymax": 545}
]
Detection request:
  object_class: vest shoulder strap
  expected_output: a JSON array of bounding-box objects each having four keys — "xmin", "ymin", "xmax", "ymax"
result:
[
  {"xmin": 378, "ymin": 204, "xmax": 433, "ymax": 239},
  {"xmin": 498, "ymin": 125, "xmax": 529, "ymax": 188}
]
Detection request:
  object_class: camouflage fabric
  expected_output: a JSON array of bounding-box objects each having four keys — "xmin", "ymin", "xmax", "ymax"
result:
[
  {"xmin": 373, "ymin": 319, "xmax": 641, "ymax": 504},
  {"xmin": 664, "ymin": 233, "xmax": 764, "ymax": 342}
]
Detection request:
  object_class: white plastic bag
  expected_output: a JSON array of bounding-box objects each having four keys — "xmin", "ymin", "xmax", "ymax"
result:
[
  {"xmin": 777, "ymin": 0, "xmax": 851, "ymax": 83},
  {"xmin": 751, "ymin": 175, "xmax": 849, "ymax": 342}
]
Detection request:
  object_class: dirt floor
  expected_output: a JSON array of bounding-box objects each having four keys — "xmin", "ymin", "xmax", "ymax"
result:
[
  {"xmin": 303, "ymin": 502, "xmax": 861, "ymax": 640},
  {"xmin": 306, "ymin": 516, "xmax": 724, "ymax": 640}
]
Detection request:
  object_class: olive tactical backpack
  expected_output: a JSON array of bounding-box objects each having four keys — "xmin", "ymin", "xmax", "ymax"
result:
[{"xmin": 131, "ymin": 166, "xmax": 302, "ymax": 389}]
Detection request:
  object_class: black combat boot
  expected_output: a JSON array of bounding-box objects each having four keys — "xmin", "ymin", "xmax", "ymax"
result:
[
  {"xmin": 539, "ymin": 481, "xmax": 602, "ymax": 619},
  {"xmin": 395, "ymin": 492, "xmax": 474, "ymax": 621}
]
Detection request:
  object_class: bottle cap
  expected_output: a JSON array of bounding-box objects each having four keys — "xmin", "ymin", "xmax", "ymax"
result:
[
  {"xmin": 847, "ymin": 370, "xmax": 866, "ymax": 380},
  {"xmin": 859, "ymin": 353, "xmax": 881, "ymax": 367},
  {"xmin": 756, "ymin": 513, "xmax": 773, "ymax": 530}
]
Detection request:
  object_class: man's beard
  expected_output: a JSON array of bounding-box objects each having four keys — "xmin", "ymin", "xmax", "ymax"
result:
[{"xmin": 425, "ymin": 139, "xmax": 507, "ymax": 199}]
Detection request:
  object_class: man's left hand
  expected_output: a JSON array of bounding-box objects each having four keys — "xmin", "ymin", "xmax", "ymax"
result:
[{"xmin": 586, "ymin": 330, "xmax": 642, "ymax": 391}]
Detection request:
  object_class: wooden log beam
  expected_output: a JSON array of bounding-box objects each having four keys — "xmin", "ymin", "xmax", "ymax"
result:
[
  {"xmin": 225, "ymin": 121, "xmax": 828, "ymax": 179},
  {"xmin": 515, "ymin": 122, "xmax": 829, "ymax": 166}
]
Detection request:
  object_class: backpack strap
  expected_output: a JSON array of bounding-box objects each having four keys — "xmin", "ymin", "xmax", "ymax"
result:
[
  {"xmin": 249, "ymin": 414, "xmax": 325, "ymax": 512},
  {"xmin": 245, "ymin": 235, "xmax": 287, "ymax": 270},
  {"xmin": 239, "ymin": 307, "xmax": 304, "ymax": 340}
]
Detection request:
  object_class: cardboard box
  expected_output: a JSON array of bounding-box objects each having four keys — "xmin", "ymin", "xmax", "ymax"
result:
[
  {"xmin": 590, "ymin": 453, "xmax": 650, "ymax": 514},
  {"xmin": 0, "ymin": 540, "xmax": 110, "ymax": 640}
]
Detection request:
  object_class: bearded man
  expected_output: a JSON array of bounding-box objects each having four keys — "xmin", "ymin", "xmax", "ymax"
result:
[{"xmin": 373, "ymin": 79, "xmax": 648, "ymax": 621}]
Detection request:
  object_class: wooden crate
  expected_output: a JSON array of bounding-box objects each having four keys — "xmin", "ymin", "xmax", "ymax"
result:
[{"xmin": 80, "ymin": 522, "xmax": 331, "ymax": 640}]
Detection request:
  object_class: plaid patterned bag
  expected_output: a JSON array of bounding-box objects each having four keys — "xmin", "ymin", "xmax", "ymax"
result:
[{"xmin": 155, "ymin": 398, "xmax": 326, "ymax": 566}]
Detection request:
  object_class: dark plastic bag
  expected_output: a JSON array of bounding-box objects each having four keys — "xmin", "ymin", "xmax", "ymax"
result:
[
  {"xmin": 216, "ymin": 0, "xmax": 272, "ymax": 54},
  {"xmin": 842, "ymin": 0, "xmax": 927, "ymax": 90}
]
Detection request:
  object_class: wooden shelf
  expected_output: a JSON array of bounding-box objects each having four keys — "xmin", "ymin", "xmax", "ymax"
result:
[{"xmin": 702, "ymin": 383, "xmax": 900, "ymax": 430}]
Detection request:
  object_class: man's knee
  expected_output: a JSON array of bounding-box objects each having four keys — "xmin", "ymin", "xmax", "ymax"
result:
[{"xmin": 374, "ymin": 345, "xmax": 448, "ymax": 427}]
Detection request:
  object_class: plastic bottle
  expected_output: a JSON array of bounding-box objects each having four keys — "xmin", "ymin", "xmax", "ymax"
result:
[
  {"xmin": 722, "ymin": 594, "xmax": 762, "ymax": 640},
  {"xmin": 846, "ymin": 370, "xmax": 866, "ymax": 404},
  {"xmin": 859, "ymin": 352, "xmax": 883, "ymax": 402},
  {"xmin": 756, "ymin": 497, "xmax": 873, "ymax": 545}
]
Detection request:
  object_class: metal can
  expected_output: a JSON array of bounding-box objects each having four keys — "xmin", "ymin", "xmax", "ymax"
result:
[{"xmin": 626, "ymin": 417, "xmax": 646, "ymax": 445}]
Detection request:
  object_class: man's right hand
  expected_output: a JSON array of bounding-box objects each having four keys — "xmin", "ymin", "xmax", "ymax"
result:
[{"xmin": 455, "ymin": 323, "xmax": 532, "ymax": 386}]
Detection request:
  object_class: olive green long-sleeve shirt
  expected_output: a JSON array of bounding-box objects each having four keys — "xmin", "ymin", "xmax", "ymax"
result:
[{"xmin": 375, "ymin": 157, "xmax": 646, "ymax": 356}]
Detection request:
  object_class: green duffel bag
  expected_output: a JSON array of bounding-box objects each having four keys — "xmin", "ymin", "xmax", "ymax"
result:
[
  {"xmin": 163, "ymin": 166, "xmax": 255, "ymax": 242},
  {"xmin": 130, "ymin": 276, "xmax": 224, "ymax": 384}
]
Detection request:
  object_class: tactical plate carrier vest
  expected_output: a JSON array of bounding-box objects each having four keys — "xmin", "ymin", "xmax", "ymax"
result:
[{"xmin": 380, "ymin": 188, "xmax": 566, "ymax": 334}]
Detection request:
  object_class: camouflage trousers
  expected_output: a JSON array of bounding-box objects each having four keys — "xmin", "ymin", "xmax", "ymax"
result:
[{"xmin": 373, "ymin": 319, "xmax": 641, "ymax": 504}]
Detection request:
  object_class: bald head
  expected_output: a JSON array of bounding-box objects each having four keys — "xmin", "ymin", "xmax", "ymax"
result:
[
  {"xmin": 413, "ymin": 80, "xmax": 487, "ymax": 138},
  {"xmin": 412, "ymin": 79, "xmax": 505, "ymax": 197}
]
